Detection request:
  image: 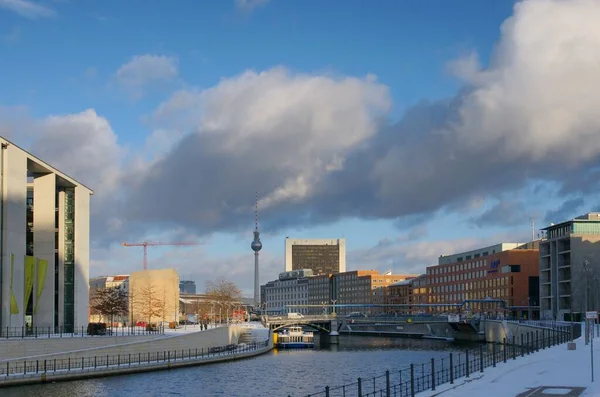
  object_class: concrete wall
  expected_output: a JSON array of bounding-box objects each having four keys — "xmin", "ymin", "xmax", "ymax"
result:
[
  {"xmin": 2, "ymin": 144, "xmax": 28, "ymax": 329},
  {"xmin": 483, "ymin": 320, "xmax": 564, "ymax": 343},
  {"xmin": 33, "ymin": 173, "xmax": 56, "ymax": 328},
  {"xmin": 1, "ymin": 326, "xmax": 245, "ymax": 361}
]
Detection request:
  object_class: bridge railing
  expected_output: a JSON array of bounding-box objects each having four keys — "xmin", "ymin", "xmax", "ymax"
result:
[{"xmin": 288, "ymin": 324, "xmax": 577, "ymax": 397}]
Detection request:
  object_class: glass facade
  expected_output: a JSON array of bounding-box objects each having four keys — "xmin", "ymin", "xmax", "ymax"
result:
[
  {"xmin": 63, "ymin": 188, "xmax": 75, "ymax": 332},
  {"xmin": 291, "ymin": 244, "xmax": 340, "ymax": 275}
]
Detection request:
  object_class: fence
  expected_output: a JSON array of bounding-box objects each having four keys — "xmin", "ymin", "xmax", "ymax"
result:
[
  {"xmin": 0, "ymin": 325, "xmax": 164, "ymax": 339},
  {"xmin": 0, "ymin": 340, "xmax": 270, "ymax": 382},
  {"xmin": 292, "ymin": 324, "xmax": 578, "ymax": 397}
]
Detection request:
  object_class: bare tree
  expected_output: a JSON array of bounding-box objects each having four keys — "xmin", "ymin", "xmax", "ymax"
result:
[
  {"xmin": 136, "ymin": 282, "xmax": 163, "ymax": 325},
  {"xmin": 205, "ymin": 279, "xmax": 242, "ymax": 305},
  {"xmin": 90, "ymin": 287, "xmax": 129, "ymax": 329}
]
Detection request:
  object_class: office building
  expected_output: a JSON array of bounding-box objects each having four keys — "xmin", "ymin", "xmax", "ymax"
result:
[
  {"xmin": 427, "ymin": 242, "xmax": 540, "ymax": 318},
  {"xmin": 284, "ymin": 238, "xmax": 346, "ymax": 275},
  {"xmin": 540, "ymin": 213, "xmax": 600, "ymax": 321},
  {"xmin": 262, "ymin": 269, "xmax": 312, "ymax": 314},
  {"xmin": 0, "ymin": 136, "xmax": 93, "ymax": 333},
  {"xmin": 387, "ymin": 274, "xmax": 428, "ymax": 313},
  {"xmin": 307, "ymin": 274, "xmax": 334, "ymax": 314},
  {"xmin": 179, "ymin": 280, "xmax": 196, "ymax": 294}
]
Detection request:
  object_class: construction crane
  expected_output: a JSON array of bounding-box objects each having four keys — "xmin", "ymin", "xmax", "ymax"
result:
[{"xmin": 122, "ymin": 241, "xmax": 200, "ymax": 271}]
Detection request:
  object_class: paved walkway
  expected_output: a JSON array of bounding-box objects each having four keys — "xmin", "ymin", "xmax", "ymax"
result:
[
  {"xmin": 422, "ymin": 334, "xmax": 599, "ymax": 397},
  {"xmin": 516, "ymin": 387, "xmax": 586, "ymax": 397}
]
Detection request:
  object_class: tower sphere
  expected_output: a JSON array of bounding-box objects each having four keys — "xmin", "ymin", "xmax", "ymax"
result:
[{"xmin": 251, "ymin": 240, "xmax": 262, "ymax": 252}]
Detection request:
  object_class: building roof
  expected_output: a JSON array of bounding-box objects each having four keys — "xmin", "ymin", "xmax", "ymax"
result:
[
  {"xmin": 389, "ymin": 279, "xmax": 412, "ymax": 287},
  {"xmin": 541, "ymin": 212, "xmax": 600, "ymax": 230},
  {"xmin": 1, "ymin": 136, "xmax": 94, "ymax": 193}
]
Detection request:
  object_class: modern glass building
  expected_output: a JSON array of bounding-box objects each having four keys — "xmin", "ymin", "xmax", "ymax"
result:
[
  {"xmin": 0, "ymin": 137, "xmax": 93, "ymax": 333},
  {"xmin": 179, "ymin": 280, "xmax": 196, "ymax": 294},
  {"xmin": 540, "ymin": 213, "xmax": 600, "ymax": 321}
]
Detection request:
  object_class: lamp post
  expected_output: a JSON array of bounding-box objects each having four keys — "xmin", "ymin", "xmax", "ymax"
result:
[
  {"xmin": 584, "ymin": 260, "xmax": 591, "ymax": 345},
  {"xmin": 331, "ymin": 300, "xmax": 337, "ymax": 316}
]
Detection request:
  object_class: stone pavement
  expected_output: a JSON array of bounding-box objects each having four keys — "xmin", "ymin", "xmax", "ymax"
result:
[{"xmin": 515, "ymin": 386, "xmax": 586, "ymax": 397}]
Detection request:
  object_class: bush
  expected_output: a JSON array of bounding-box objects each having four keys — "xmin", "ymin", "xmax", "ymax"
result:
[
  {"xmin": 87, "ymin": 322, "xmax": 107, "ymax": 336},
  {"xmin": 169, "ymin": 321, "xmax": 177, "ymax": 329}
]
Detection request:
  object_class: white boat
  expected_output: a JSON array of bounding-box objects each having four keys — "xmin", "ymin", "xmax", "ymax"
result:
[{"xmin": 276, "ymin": 326, "xmax": 314, "ymax": 348}]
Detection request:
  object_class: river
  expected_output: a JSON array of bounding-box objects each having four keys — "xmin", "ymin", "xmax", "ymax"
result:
[{"xmin": 2, "ymin": 335, "xmax": 475, "ymax": 397}]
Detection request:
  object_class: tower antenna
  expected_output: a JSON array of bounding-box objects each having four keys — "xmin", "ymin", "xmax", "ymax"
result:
[{"xmin": 251, "ymin": 192, "xmax": 263, "ymax": 309}]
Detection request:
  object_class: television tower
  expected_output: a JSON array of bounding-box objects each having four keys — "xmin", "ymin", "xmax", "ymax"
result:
[{"xmin": 250, "ymin": 193, "xmax": 262, "ymax": 308}]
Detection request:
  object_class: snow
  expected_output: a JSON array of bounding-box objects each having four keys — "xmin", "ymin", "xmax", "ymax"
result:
[{"xmin": 421, "ymin": 330, "xmax": 600, "ymax": 397}]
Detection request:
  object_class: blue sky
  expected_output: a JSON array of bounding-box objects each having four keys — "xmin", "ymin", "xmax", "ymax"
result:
[{"xmin": 1, "ymin": 0, "xmax": 597, "ymax": 296}]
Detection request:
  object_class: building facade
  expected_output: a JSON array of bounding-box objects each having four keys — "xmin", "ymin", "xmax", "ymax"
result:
[
  {"xmin": 263, "ymin": 270, "xmax": 311, "ymax": 314},
  {"xmin": 387, "ymin": 274, "xmax": 428, "ymax": 314},
  {"xmin": 129, "ymin": 268, "xmax": 180, "ymax": 324},
  {"xmin": 0, "ymin": 137, "xmax": 93, "ymax": 333},
  {"xmin": 427, "ymin": 242, "xmax": 540, "ymax": 318},
  {"xmin": 285, "ymin": 238, "xmax": 346, "ymax": 275},
  {"xmin": 179, "ymin": 280, "xmax": 196, "ymax": 294},
  {"xmin": 540, "ymin": 213, "xmax": 600, "ymax": 321}
]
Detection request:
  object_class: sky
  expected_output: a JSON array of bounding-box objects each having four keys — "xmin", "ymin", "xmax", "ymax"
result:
[{"xmin": 1, "ymin": 0, "xmax": 599, "ymax": 297}]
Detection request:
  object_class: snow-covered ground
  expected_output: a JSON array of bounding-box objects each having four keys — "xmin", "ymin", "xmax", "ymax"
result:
[{"xmin": 422, "ymin": 331, "xmax": 600, "ymax": 397}]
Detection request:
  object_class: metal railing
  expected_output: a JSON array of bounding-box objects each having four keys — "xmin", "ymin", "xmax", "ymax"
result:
[
  {"xmin": 0, "ymin": 340, "xmax": 270, "ymax": 381},
  {"xmin": 289, "ymin": 324, "xmax": 579, "ymax": 397},
  {"xmin": 0, "ymin": 326, "xmax": 164, "ymax": 339}
]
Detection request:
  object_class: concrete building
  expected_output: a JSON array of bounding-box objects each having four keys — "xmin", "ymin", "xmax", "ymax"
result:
[
  {"xmin": 262, "ymin": 269, "xmax": 312, "ymax": 315},
  {"xmin": 129, "ymin": 269, "xmax": 180, "ymax": 324},
  {"xmin": 179, "ymin": 280, "xmax": 196, "ymax": 294},
  {"xmin": 540, "ymin": 213, "xmax": 600, "ymax": 321},
  {"xmin": 0, "ymin": 137, "xmax": 93, "ymax": 333},
  {"xmin": 427, "ymin": 242, "xmax": 540, "ymax": 318},
  {"xmin": 284, "ymin": 238, "xmax": 346, "ymax": 275}
]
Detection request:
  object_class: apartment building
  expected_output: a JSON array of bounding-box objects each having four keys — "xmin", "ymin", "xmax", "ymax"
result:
[
  {"xmin": 427, "ymin": 242, "xmax": 540, "ymax": 318},
  {"xmin": 540, "ymin": 213, "xmax": 600, "ymax": 321},
  {"xmin": 0, "ymin": 137, "xmax": 93, "ymax": 333}
]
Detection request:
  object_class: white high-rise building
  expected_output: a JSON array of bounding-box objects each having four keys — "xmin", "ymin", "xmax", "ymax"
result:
[{"xmin": 0, "ymin": 137, "xmax": 93, "ymax": 333}]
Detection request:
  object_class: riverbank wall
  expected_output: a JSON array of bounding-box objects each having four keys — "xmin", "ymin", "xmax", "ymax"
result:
[
  {"xmin": 0, "ymin": 339, "xmax": 273, "ymax": 388},
  {"xmin": 0, "ymin": 326, "xmax": 243, "ymax": 362}
]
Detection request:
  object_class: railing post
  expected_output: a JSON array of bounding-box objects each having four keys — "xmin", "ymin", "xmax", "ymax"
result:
[
  {"xmin": 466, "ymin": 350, "xmax": 470, "ymax": 377},
  {"xmin": 44, "ymin": 359, "xmax": 47, "ymax": 373},
  {"xmin": 81, "ymin": 357, "xmax": 84, "ymax": 370},
  {"xmin": 386, "ymin": 370, "xmax": 390, "ymax": 397},
  {"xmin": 479, "ymin": 345, "xmax": 484, "ymax": 373},
  {"xmin": 357, "ymin": 377, "xmax": 362, "ymax": 397},
  {"xmin": 410, "ymin": 364, "xmax": 415, "ymax": 397},
  {"xmin": 68, "ymin": 357, "xmax": 70, "ymax": 371},
  {"xmin": 513, "ymin": 336, "xmax": 516, "ymax": 360},
  {"xmin": 503, "ymin": 338, "xmax": 507, "ymax": 363},
  {"xmin": 521, "ymin": 334, "xmax": 524, "ymax": 357},
  {"xmin": 325, "ymin": 386, "xmax": 330, "ymax": 397},
  {"xmin": 526, "ymin": 333, "xmax": 530, "ymax": 355},
  {"xmin": 94, "ymin": 356, "xmax": 97, "ymax": 369},
  {"xmin": 449, "ymin": 353, "xmax": 454, "ymax": 384},
  {"xmin": 431, "ymin": 358, "xmax": 436, "ymax": 390},
  {"xmin": 36, "ymin": 360, "xmax": 39, "ymax": 373},
  {"xmin": 492, "ymin": 343, "xmax": 496, "ymax": 367}
]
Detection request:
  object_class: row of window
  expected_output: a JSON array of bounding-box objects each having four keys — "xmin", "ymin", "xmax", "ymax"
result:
[{"xmin": 428, "ymin": 260, "xmax": 488, "ymax": 276}]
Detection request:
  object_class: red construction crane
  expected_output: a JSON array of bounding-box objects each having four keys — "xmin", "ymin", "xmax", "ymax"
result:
[{"xmin": 122, "ymin": 241, "xmax": 200, "ymax": 271}]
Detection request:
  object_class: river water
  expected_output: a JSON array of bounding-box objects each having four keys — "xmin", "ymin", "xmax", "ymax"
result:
[{"xmin": 2, "ymin": 336, "xmax": 473, "ymax": 397}]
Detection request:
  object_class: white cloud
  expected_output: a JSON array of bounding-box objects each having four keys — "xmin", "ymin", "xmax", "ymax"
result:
[
  {"xmin": 30, "ymin": 109, "xmax": 126, "ymax": 195},
  {"xmin": 0, "ymin": 0, "xmax": 55, "ymax": 18},
  {"xmin": 454, "ymin": 0, "xmax": 600, "ymax": 164},
  {"xmin": 114, "ymin": 54, "xmax": 178, "ymax": 98}
]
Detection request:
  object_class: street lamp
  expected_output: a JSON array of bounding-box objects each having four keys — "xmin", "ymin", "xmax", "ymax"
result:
[{"xmin": 331, "ymin": 300, "xmax": 337, "ymax": 316}]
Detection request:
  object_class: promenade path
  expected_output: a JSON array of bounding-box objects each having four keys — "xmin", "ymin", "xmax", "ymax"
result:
[{"xmin": 421, "ymin": 333, "xmax": 599, "ymax": 397}]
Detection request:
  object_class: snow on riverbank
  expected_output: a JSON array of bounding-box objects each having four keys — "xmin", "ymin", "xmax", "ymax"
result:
[{"xmin": 421, "ymin": 333, "xmax": 600, "ymax": 397}]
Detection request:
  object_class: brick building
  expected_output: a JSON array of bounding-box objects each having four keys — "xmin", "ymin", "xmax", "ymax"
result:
[
  {"xmin": 426, "ymin": 242, "xmax": 540, "ymax": 319},
  {"xmin": 387, "ymin": 274, "xmax": 428, "ymax": 314}
]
